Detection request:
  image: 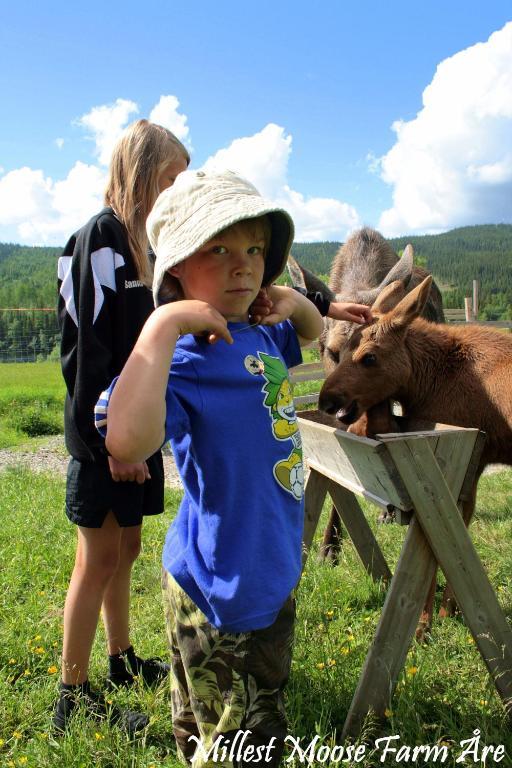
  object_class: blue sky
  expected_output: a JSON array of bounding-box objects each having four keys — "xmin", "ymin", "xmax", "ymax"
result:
[{"xmin": 0, "ymin": 1, "xmax": 511, "ymax": 245}]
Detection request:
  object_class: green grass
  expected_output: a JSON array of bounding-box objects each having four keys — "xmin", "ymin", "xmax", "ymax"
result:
[
  {"xmin": 1, "ymin": 467, "xmax": 511, "ymax": 766},
  {"xmin": 0, "ymin": 362, "xmax": 65, "ymax": 448}
]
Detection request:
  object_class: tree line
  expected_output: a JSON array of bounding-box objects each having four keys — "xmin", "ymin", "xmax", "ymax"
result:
[{"xmin": 0, "ymin": 223, "xmax": 511, "ymax": 361}]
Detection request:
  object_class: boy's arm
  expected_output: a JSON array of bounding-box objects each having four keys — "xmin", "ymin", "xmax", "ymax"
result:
[
  {"xmin": 106, "ymin": 300, "xmax": 232, "ymax": 463},
  {"xmin": 263, "ymin": 286, "xmax": 323, "ymax": 346}
]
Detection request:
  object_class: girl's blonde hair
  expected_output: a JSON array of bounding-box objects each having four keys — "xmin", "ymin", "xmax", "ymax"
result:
[{"xmin": 104, "ymin": 119, "xmax": 190, "ymax": 285}]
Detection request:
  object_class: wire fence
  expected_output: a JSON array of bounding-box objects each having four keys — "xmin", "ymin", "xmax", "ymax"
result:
[{"xmin": 0, "ymin": 308, "xmax": 60, "ymax": 363}]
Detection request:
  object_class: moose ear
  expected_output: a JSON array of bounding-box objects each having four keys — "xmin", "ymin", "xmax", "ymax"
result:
[
  {"xmin": 371, "ymin": 280, "xmax": 407, "ymax": 313},
  {"xmin": 388, "ymin": 276, "xmax": 433, "ymax": 328}
]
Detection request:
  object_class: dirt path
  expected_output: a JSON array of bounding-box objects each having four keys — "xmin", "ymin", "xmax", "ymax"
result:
[
  {"xmin": 0, "ymin": 436, "xmax": 508, "ymax": 486},
  {"xmin": 0, "ymin": 435, "xmax": 183, "ymax": 488}
]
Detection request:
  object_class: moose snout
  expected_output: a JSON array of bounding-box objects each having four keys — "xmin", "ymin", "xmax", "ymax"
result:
[{"xmin": 318, "ymin": 384, "xmax": 346, "ymax": 415}]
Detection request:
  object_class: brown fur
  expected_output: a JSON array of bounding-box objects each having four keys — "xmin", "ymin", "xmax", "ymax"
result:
[
  {"xmin": 319, "ymin": 277, "xmax": 512, "ymax": 468},
  {"xmin": 298, "ymin": 228, "xmax": 444, "ymax": 564},
  {"xmin": 319, "ymin": 277, "xmax": 512, "ymax": 634}
]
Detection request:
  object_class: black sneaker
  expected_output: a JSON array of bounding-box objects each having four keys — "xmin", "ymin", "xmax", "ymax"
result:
[
  {"xmin": 52, "ymin": 681, "xmax": 149, "ymax": 736},
  {"xmin": 107, "ymin": 655, "xmax": 170, "ymax": 689}
]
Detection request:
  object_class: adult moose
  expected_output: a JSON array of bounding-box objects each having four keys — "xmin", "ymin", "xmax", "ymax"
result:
[
  {"xmin": 295, "ymin": 228, "xmax": 444, "ymax": 557},
  {"xmin": 319, "ymin": 276, "xmax": 512, "ymax": 631}
]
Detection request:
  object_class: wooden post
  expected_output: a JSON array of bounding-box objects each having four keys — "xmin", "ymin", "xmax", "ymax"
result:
[
  {"xmin": 472, "ymin": 280, "xmax": 479, "ymax": 319},
  {"xmin": 342, "ymin": 516, "xmax": 437, "ymax": 738},
  {"xmin": 326, "ymin": 480, "xmax": 391, "ymax": 583},
  {"xmin": 464, "ymin": 297, "xmax": 473, "ymax": 322},
  {"xmin": 301, "ymin": 468, "xmax": 329, "ymax": 569},
  {"xmin": 385, "ymin": 438, "xmax": 512, "ymax": 713}
]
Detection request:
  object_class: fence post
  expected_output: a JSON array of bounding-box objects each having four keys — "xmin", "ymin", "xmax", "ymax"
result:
[
  {"xmin": 473, "ymin": 280, "xmax": 479, "ymax": 319},
  {"xmin": 464, "ymin": 297, "xmax": 473, "ymax": 322}
]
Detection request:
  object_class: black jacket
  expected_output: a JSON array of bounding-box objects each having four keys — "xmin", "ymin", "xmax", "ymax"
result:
[{"xmin": 58, "ymin": 208, "xmax": 154, "ymax": 461}]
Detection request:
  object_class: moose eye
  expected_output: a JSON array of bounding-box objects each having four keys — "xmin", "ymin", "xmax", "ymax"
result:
[
  {"xmin": 327, "ymin": 348, "xmax": 339, "ymax": 364},
  {"xmin": 361, "ymin": 353, "xmax": 377, "ymax": 367}
]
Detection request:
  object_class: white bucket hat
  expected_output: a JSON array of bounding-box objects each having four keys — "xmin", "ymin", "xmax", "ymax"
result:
[{"xmin": 147, "ymin": 169, "xmax": 295, "ymax": 306}]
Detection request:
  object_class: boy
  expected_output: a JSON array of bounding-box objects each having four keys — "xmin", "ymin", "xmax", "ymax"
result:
[{"xmin": 99, "ymin": 170, "xmax": 323, "ymax": 766}]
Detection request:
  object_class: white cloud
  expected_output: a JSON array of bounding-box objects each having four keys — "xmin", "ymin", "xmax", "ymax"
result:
[
  {"xmin": 0, "ymin": 163, "xmax": 105, "ymax": 245},
  {"xmin": 202, "ymin": 123, "xmax": 360, "ymax": 241},
  {"xmin": 378, "ymin": 21, "xmax": 512, "ymax": 236},
  {"xmin": 1, "ymin": 99, "xmax": 361, "ymax": 245},
  {"xmin": 149, "ymin": 95, "xmax": 192, "ymax": 148},
  {"xmin": 77, "ymin": 98, "xmax": 139, "ymax": 166},
  {"xmin": 0, "ymin": 94, "xmax": 193, "ymax": 245}
]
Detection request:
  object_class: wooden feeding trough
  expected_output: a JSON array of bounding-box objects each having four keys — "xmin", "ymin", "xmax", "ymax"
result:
[{"xmin": 297, "ymin": 410, "xmax": 512, "ymax": 738}]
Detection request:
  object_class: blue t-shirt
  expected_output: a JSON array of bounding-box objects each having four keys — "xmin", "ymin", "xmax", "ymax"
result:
[{"xmin": 164, "ymin": 320, "xmax": 304, "ymax": 632}]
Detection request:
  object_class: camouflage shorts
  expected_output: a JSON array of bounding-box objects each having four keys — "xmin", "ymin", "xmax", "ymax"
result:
[{"xmin": 162, "ymin": 569, "xmax": 296, "ymax": 768}]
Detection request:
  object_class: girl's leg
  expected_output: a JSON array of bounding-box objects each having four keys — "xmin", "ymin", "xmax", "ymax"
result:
[
  {"xmin": 61, "ymin": 511, "xmax": 122, "ymax": 685},
  {"xmin": 101, "ymin": 524, "xmax": 142, "ymax": 655}
]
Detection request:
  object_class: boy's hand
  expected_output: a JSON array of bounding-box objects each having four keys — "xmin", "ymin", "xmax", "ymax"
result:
[
  {"xmin": 249, "ymin": 289, "xmax": 273, "ymax": 324},
  {"xmin": 327, "ymin": 302, "xmax": 373, "ymax": 324},
  {"xmin": 108, "ymin": 456, "xmax": 151, "ymax": 484},
  {"xmin": 157, "ymin": 300, "xmax": 234, "ymax": 345},
  {"xmin": 259, "ymin": 286, "xmax": 299, "ymax": 325}
]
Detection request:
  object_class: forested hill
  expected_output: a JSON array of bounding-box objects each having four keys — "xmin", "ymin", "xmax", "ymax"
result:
[
  {"xmin": 0, "ymin": 222, "xmax": 511, "ymax": 315},
  {"xmin": 292, "ymin": 224, "xmax": 512, "ymax": 318},
  {"xmin": 0, "ymin": 243, "xmax": 61, "ymax": 308}
]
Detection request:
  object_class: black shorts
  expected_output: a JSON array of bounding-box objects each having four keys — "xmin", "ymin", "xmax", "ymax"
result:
[{"xmin": 65, "ymin": 451, "xmax": 164, "ymax": 528}]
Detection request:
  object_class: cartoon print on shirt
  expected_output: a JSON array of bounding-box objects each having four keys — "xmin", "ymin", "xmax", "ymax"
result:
[{"xmin": 245, "ymin": 351, "xmax": 303, "ymax": 500}]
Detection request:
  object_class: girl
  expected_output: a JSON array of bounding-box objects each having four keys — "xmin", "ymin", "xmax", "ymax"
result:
[{"xmin": 55, "ymin": 119, "xmax": 189, "ymax": 734}]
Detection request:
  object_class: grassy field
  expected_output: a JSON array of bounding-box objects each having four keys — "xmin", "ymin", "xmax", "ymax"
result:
[
  {"xmin": 1, "ymin": 465, "xmax": 512, "ymax": 767},
  {"xmin": 0, "ymin": 362, "xmax": 65, "ymax": 449}
]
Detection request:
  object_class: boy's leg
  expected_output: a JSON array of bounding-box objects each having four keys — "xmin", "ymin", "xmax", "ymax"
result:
[
  {"xmin": 162, "ymin": 570, "xmax": 248, "ymax": 767},
  {"xmin": 244, "ymin": 595, "xmax": 296, "ymax": 767},
  {"xmin": 162, "ymin": 571, "xmax": 295, "ymax": 768}
]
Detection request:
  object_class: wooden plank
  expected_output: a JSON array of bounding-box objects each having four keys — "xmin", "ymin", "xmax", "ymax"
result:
[
  {"xmin": 342, "ymin": 517, "xmax": 437, "ymax": 738},
  {"xmin": 298, "ymin": 416, "xmax": 413, "ymax": 511},
  {"xmin": 386, "ymin": 438, "xmax": 512, "ymax": 712},
  {"xmin": 290, "ymin": 371, "xmax": 325, "ymax": 384},
  {"xmin": 326, "ymin": 480, "xmax": 391, "ymax": 583},
  {"xmin": 301, "ymin": 468, "xmax": 329, "ymax": 569},
  {"xmin": 459, "ymin": 430, "xmax": 486, "ymax": 502},
  {"xmin": 290, "ymin": 361, "xmax": 324, "ymax": 374},
  {"xmin": 294, "ymin": 393, "xmax": 320, "ymax": 407}
]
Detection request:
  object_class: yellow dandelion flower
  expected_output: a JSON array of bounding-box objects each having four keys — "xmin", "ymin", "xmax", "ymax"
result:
[
  {"xmin": 364, "ymin": 616, "xmax": 371, "ymax": 622},
  {"xmin": 497, "ymin": 585, "xmax": 504, "ymax": 592},
  {"xmin": 384, "ymin": 708, "xmax": 393, "ymax": 718},
  {"xmin": 8, "ymin": 761, "xmax": 15, "ymax": 768},
  {"xmin": 327, "ymin": 658, "xmax": 336, "ymax": 667},
  {"xmin": 467, "ymin": 637, "xmax": 474, "ymax": 644},
  {"xmin": 18, "ymin": 757, "xmax": 28, "ymax": 765},
  {"xmin": 34, "ymin": 635, "xmax": 42, "ymax": 641},
  {"xmin": 340, "ymin": 647, "xmax": 350, "ymax": 655},
  {"xmin": 316, "ymin": 662, "xmax": 325, "ymax": 670},
  {"xmin": 13, "ymin": 731, "xmax": 22, "ymax": 739},
  {"xmin": 9, "ymin": 658, "xmax": 16, "ymax": 664},
  {"xmin": 406, "ymin": 666, "xmax": 419, "ymax": 677},
  {"xmin": 23, "ymin": 670, "xmax": 30, "ymax": 676},
  {"xmin": 48, "ymin": 665, "xmax": 58, "ymax": 675},
  {"xmin": 52, "ymin": 642, "xmax": 58, "ymax": 648},
  {"xmin": 34, "ymin": 647, "xmax": 45, "ymax": 655},
  {"xmin": 39, "ymin": 590, "xmax": 45, "ymax": 596},
  {"xmin": 347, "ymin": 634, "xmax": 355, "ymax": 643},
  {"xmin": 0, "ymin": 738, "xmax": 4, "ymax": 746},
  {"xmin": 37, "ymin": 733, "xmax": 48, "ymax": 740},
  {"xmin": 325, "ymin": 610, "xmax": 334, "ymax": 619},
  {"xmin": 95, "ymin": 732, "xmax": 104, "ymax": 741},
  {"xmin": 479, "ymin": 699, "xmax": 488, "ymax": 706}
]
